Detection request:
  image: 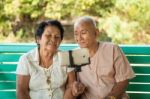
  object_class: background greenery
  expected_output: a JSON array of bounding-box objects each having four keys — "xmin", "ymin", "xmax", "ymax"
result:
[{"xmin": 0, "ymin": 0, "xmax": 150, "ymax": 44}]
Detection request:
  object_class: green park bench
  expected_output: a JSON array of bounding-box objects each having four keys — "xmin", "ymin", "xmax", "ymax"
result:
[{"xmin": 0, "ymin": 43, "xmax": 150, "ymax": 99}]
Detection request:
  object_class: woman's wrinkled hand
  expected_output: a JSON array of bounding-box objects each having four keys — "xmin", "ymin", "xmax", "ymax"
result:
[{"xmin": 71, "ymin": 81, "xmax": 85, "ymax": 96}]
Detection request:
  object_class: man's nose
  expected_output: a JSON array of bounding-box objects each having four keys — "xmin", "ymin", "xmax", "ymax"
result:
[{"xmin": 77, "ymin": 34, "xmax": 83, "ymax": 41}]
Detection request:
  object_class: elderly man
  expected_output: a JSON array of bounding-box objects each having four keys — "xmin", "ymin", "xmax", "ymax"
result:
[{"xmin": 73, "ymin": 16, "xmax": 135, "ymax": 99}]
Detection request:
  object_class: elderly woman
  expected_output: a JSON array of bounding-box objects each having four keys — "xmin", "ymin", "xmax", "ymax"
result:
[{"xmin": 16, "ymin": 20, "xmax": 78, "ymax": 99}]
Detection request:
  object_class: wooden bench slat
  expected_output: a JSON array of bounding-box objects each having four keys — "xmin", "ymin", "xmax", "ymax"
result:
[
  {"xmin": 1, "ymin": 44, "xmax": 150, "ymax": 54},
  {"xmin": 1, "ymin": 64, "xmax": 150, "ymax": 74},
  {"xmin": 0, "ymin": 74, "xmax": 149, "ymax": 83},
  {"xmin": 0, "ymin": 44, "xmax": 78, "ymax": 53},
  {"xmin": 130, "ymin": 75, "xmax": 150, "ymax": 83},
  {"xmin": 127, "ymin": 84, "xmax": 150, "ymax": 92},
  {"xmin": 0, "ymin": 91, "xmax": 16, "ymax": 99},
  {"xmin": 127, "ymin": 56, "xmax": 150, "ymax": 64},
  {"xmin": 120, "ymin": 45, "xmax": 150, "ymax": 55},
  {"xmin": 128, "ymin": 93, "xmax": 150, "ymax": 99},
  {"xmin": 0, "ymin": 73, "xmax": 16, "ymax": 81},
  {"xmin": 132, "ymin": 66, "xmax": 150, "ymax": 74},
  {"xmin": 1, "ymin": 65, "xmax": 150, "ymax": 73},
  {"xmin": 59, "ymin": 45, "xmax": 78, "ymax": 51},
  {"xmin": 0, "ymin": 54, "xmax": 21, "ymax": 62},
  {"xmin": 1, "ymin": 65, "xmax": 150, "ymax": 74},
  {"xmin": 0, "ymin": 44, "xmax": 36, "ymax": 53},
  {"xmin": 0, "ymin": 82, "xmax": 16, "ymax": 90},
  {"xmin": 0, "ymin": 64, "xmax": 17, "ymax": 72},
  {"xmin": 3, "ymin": 54, "xmax": 150, "ymax": 64}
]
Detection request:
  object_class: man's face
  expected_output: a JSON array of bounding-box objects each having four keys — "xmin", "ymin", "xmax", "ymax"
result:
[{"xmin": 74, "ymin": 21, "xmax": 97, "ymax": 48}]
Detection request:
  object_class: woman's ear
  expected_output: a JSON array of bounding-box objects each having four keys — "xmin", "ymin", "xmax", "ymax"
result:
[{"xmin": 35, "ymin": 36, "xmax": 40, "ymax": 45}]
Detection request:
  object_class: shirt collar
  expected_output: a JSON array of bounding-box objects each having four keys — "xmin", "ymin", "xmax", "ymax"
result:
[{"xmin": 32, "ymin": 47, "xmax": 58, "ymax": 63}]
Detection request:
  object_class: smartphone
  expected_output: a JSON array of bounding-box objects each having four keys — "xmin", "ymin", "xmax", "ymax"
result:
[{"xmin": 58, "ymin": 48, "xmax": 90, "ymax": 67}]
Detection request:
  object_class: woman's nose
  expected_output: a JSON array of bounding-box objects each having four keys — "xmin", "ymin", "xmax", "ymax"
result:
[{"xmin": 50, "ymin": 36, "xmax": 56, "ymax": 43}]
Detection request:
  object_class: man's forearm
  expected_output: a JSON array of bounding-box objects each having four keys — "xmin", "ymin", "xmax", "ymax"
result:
[{"xmin": 107, "ymin": 80, "xmax": 129, "ymax": 99}]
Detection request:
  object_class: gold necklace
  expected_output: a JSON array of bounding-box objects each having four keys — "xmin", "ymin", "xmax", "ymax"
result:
[
  {"xmin": 43, "ymin": 68, "xmax": 52, "ymax": 84},
  {"xmin": 43, "ymin": 66, "xmax": 53, "ymax": 97}
]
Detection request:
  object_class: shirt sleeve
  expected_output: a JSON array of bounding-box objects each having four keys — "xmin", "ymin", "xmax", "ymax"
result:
[
  {"xmin": 16, "ymin": 55, "xmax": 30, "ymax": 75},
  {"xmin": 113, "ymin": 45, "xmax": 135, "ymax": 82}
]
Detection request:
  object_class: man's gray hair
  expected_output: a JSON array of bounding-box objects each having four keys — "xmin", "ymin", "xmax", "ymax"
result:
[{"xmin": 74, "ymin": 16, "xmax": 97, "ymax": 28}]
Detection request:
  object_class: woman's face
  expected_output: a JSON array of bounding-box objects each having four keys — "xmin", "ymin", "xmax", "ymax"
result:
[{"xmin": 38, "ymin": 25, "xmax": 62, "ymax": 53}]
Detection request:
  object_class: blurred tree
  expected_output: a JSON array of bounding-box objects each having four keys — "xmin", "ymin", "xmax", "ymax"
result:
[
  {"xmin": 0, "ymin": 0, "xmax": 115, "ymax": 42},
  {"xmin": 98, "ymin": 0, "xmax": 150, "ymax": 44},
  {"xmin": 0, "ymin": 0, "xmax": 150, "ymax": 44},
  {"xmin": 116, "ymin": 0, "xmax": 150, "ymax": 44}
]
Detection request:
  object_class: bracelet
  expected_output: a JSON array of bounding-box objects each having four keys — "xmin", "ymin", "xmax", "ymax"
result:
[{"xmin": 108, "ymin": 96, "xmax": 116, "ymax": 99}]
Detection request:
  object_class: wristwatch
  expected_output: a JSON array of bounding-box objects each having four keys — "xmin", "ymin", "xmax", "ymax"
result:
[{"xmin": 108, "ymin": 96, "xmax": 116, "ymax": 99}]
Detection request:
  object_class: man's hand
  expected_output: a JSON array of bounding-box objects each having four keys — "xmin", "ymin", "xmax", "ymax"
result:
[{"xmin": 71, "ymin": 81, "xmax": 85, "ymax": 96}]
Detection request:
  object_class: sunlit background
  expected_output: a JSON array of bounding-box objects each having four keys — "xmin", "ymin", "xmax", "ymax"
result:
[{"xmin": 0, "ymin": 0, "xmax": 150, "ymax": 44}]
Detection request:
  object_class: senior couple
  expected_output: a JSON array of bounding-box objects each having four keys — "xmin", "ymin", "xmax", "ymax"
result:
[{"xmin": 16, "ymin": 16, "xmax": 135, "ymax": 99}]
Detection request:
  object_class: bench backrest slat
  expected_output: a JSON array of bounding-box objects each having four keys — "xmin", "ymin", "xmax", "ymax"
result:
[
  {"xmin": 132, "ymin": 66, "xmax": 150, "ymax": 74},
  {"xmin": 0, "ymin": 73, "xmax": 16, "ymax": 81},
  {"xmin": 121, "ymin": 45, "xmax": 150, "ymax": 55},
  {"xmin": 0, "ymin": 82, "xmax": 16, "ymax": 90},
  {"xmin": 0, "ymin": 54, "xmax": 21, "ymax": 62},
  {"xmin": 129, "ymin": 93, "xmax": 150, "ymax": 99},
  {"xmin": 0, "ymin": 64, "xmax": 17, "ymax": 72},
  {"xmin": 127, "ymin": 56, "xmax": 150, "ymax": 64},
  {"xmin": 0, "ymin": 91, "xmax": 16, "ymax": 99}
]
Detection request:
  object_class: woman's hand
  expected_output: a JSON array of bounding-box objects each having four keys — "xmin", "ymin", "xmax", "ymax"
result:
[{"xmin": 71, "ymin": 81, "xmax": 85, "ymax": 96}]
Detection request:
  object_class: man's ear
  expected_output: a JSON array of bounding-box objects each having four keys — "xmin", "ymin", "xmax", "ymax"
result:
[{"xmin": 95, "ymin": 28, "xmax": 100, "ymax": 37}]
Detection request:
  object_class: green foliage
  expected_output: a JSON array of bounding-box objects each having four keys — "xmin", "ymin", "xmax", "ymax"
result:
[
  {"xmin": 98, "ymin": 15, "xmax": 139, "ymax": 44},
  {"xmin": 98, "ymin": 0, "xmax": 150, "ymax": 44},
  {"xmin": 115, "ymin": 0, "xmax": 150, "ymax": 27},
  {"xmin": 0, "ymin": 0, "xmax": 150, "ymax": 44}
]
